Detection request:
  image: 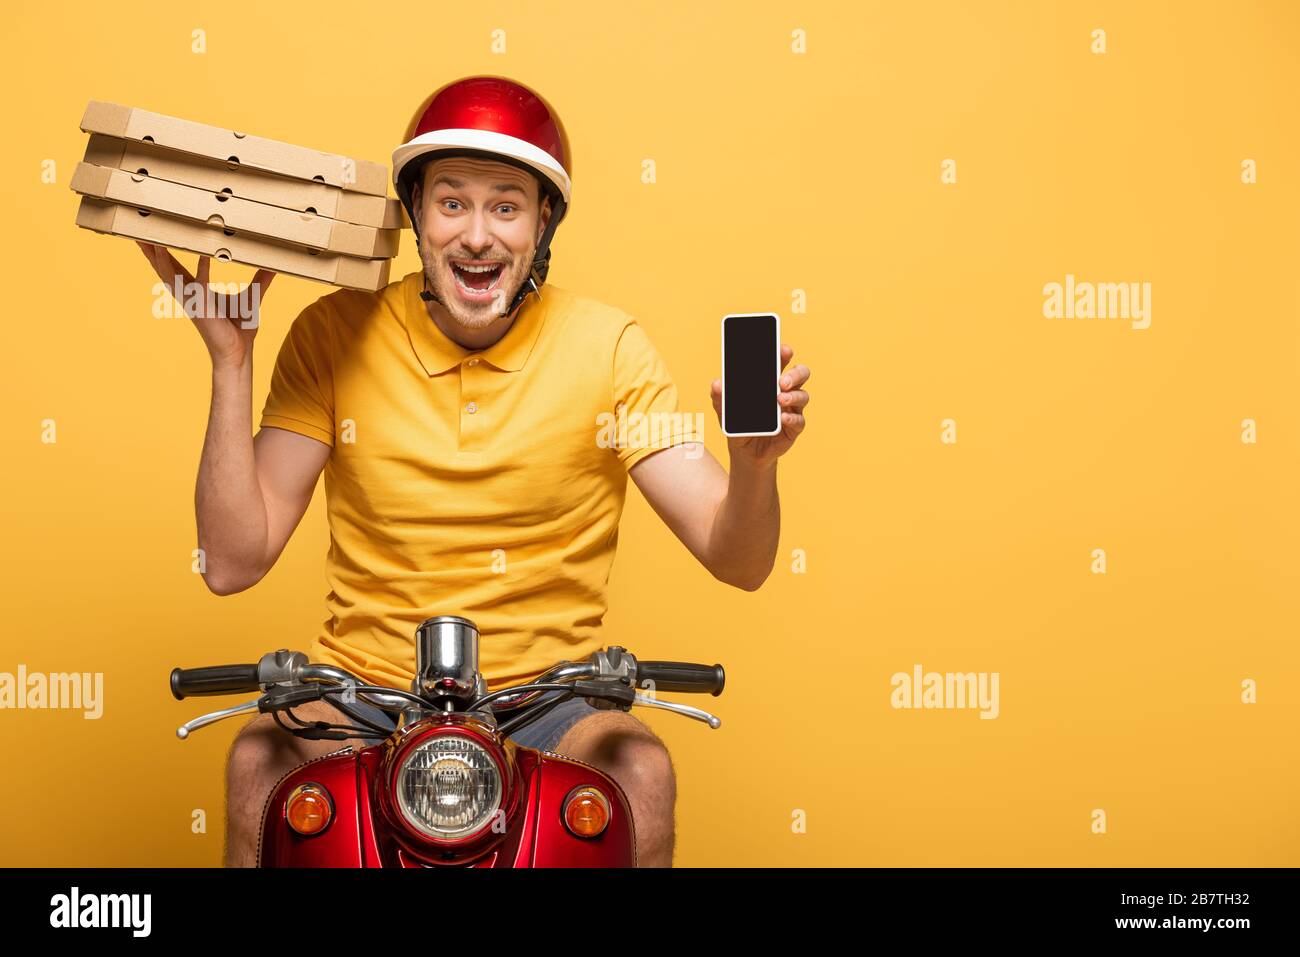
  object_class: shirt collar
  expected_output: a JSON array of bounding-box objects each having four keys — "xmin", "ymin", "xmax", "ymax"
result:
[{"xmin": 402, "ymin": 270, "xmax": 547, "ymax": 376}]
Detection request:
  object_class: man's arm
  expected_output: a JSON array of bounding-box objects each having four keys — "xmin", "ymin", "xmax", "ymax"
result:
[
  {"xmin": 627, "ymin": 344, "xmax": 809, "ymax": 592},
  {"xmin": 197, "ymin": 366, "xmax": 328, "ymax": 594},
  {"xmin": 137, "ymin": 243, "xmax": 329, "ymax": 596},
  {"xmin": 629, "ymin": 446, "xmax": 778, "ymax": 592}
]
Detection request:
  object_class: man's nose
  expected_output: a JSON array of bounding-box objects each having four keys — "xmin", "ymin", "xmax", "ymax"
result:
[{"xmin": 463, "ymin": 208, "xmax": 492, "ymax": 251}]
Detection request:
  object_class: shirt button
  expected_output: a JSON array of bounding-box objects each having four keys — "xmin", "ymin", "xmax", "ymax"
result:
[
  {"xmin": 467, "ymin": 358, "xmax": 479, "ymax": 366},
  {"xmin": 466, "ymin": 401, "xmax": 477, "ymax": 414}
]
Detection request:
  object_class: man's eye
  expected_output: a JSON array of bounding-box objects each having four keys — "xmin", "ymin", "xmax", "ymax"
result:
[{"xmin": 438, "ymin": 200, "xmax": 517, "ymax": 213}]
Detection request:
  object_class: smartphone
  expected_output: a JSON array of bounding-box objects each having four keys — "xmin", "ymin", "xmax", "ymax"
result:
[{"xmin": 721, "ymin": 312, "xmax": 782, "ymax": 437}]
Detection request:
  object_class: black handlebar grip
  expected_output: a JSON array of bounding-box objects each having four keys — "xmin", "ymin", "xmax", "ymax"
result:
[
  {"xmin": 170, "ymin": 665, "xmax": 261, "ymax": 700},
  {"xmin": 635, "ymin": 661, "xmax": 725, "ymax": 696}
]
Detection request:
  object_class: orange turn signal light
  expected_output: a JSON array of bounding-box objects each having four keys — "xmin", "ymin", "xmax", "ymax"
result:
[
  {"xmin": 286, "ymin": 783, "xmax": 333, "ymax": 836},
  {"xmin": 563, "ymin": 786, "xmax": 611, "ymax": 838}
]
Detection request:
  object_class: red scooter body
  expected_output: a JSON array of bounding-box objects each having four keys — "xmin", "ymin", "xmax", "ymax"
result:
[
  {"xmin": 257, "ymin": 711, "xmax": 637, "ymax": 867},
  {"xmin": 172, "ymin": 618, "xmax": 723, "ymax": 868}
]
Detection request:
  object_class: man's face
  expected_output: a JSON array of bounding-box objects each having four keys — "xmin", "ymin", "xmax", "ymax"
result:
[{"xmin": 411, "ymin": 155, "xmax": 552, "ymax": 329}]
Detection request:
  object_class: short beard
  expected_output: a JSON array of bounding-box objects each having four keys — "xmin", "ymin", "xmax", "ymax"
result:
[{"xmin": 419, "ymin": 241, "xmax": 534, "ymax": 328}]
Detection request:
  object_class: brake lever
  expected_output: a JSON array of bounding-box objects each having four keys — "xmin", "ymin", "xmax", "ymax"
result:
[
  {"xmin": 570, "ymin": 681, "xmax": 722, "ymax": 729},
  {"xmin": 176, "ymin": 697, "xmax": 262, "ymax": 739},
  {"xmin": 632, "ymin": 692, "xmax": 722, "ymax": 729}
]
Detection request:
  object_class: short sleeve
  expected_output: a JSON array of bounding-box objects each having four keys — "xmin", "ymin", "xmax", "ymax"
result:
[
  {"xmin": 259, "ymin": 300, "xmax": 336, "ymax": 447},
  {"xmin": 610, "ymin": 318, "xmax": 700, "ymax": 470}
]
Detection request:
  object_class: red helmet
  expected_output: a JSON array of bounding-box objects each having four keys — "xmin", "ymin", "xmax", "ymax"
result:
[{"xmin": 393, "ymin": 76, "xmax": 572, "ymax": 314}]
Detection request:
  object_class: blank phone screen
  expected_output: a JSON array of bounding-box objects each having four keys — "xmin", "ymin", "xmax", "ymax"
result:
[{"xmin": 723, "ymin": 314, "xmax": 779, "ymax": 434}]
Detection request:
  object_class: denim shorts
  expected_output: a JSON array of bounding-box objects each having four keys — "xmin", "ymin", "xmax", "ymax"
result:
[{"xmin": 337, "ymin": 689, "xmax": 600, "ymax": 754}]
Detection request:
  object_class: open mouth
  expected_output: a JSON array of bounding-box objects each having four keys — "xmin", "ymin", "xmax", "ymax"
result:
[{"xmin": 450, "ymin": 260, "xmax": 506, "ymax": 300}]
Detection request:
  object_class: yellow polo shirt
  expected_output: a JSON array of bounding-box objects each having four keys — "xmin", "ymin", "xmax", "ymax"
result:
[{"xmin": 259, "ymin": 270, "xmax": 696, "ymax": 694}]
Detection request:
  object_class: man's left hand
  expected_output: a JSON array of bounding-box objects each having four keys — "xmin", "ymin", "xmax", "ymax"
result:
[{"xmin": 710, "ymin": 344, "xmax": 810, "ymax": 470}]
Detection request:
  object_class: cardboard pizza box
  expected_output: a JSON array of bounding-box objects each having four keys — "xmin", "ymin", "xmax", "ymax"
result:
[
  {"xmin": 80, "ymin": 101, "xmax": 388, "ymax": 197},
  {"xmin": 83, "ymin": 134, "xmax": 405, "ymax": 229},
  {"xmin": 71, "ymin": 162, "xmax": 399, "ymax": 259},
  {"xmin": 76, "ymin": 196, "xmax": 391, "ymax": 292}
]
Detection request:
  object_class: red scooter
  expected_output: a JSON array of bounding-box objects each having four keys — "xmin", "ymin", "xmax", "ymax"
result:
[{"xmin": 170, "ymin": 615, "xmax": 724, "ymax": 867}]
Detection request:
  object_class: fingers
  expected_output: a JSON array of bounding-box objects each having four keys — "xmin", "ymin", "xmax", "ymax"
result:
[
  {"xmin": 197, "ymin": 254, "xmax": 211, "ymax": 287},
  {"xmin": 779, "ymin": 389, "xmax": 809, "ymax": 413},
  {"xmin": 159, "ymin": 246, "xmax": 197, "ymax": 288},
  {"xmin": 139, "ymin": 242, "xmax": 198, "ymax": 298},
  {"xmin": 250, "ymin": 269, "xmax": 276, "ymax": 294},
  {"xmin": 777, "ymin": 351, "xmax": 809, "ymax": 435},
  {"xmin": 712, "ymin": 374, "xmax": 809, "ymax": 418},
  {"xmin": 781, "ymin": 410, "xmax": 806, "ymax": 438},
  {"xmin": 246, "ymin": 269, "xmax": 276, "ymax": 313},
  {"xmin": 780, "ymin": 363, "xmax": 810, "ymax": 391},
  {"xmin": 239, "ymin": 269, "xmax": 276, "ymax": 328},
  {"xmin": 138, "ymin": 241, "xmax": 173, "ymax": 287}
]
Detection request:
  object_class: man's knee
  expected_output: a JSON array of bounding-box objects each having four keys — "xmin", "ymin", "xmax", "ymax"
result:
[
  {"xmin": 225, "ymin": 702, "xmax": 342, "ymax": 811},
  {"xmin": 562, "ymin": 713, "xmax": 676, "ymax": 800},
  {"xmin": 620, "ymin": 731, "xmax": 676, "ymax": 801},
  {"xmin": 223, "ymin": 702, "xmax": 354, "ymax": 867},
  {"xmin": 227, "ymin": 714, "xmax": 278, "ymax": 790},
  {"xmin": 225, "ymin": 716, "xmax": 282, "ymax": 827}
]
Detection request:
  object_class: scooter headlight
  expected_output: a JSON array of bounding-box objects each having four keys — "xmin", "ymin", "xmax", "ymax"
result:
[{"xmin": 394, "ymin": 733, "xmax": 502, "ymax": 841}]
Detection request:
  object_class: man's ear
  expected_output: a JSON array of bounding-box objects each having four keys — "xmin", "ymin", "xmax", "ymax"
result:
[{"xmin": 537, "ymin": 193, "xmax": 552, "ymax": 240}]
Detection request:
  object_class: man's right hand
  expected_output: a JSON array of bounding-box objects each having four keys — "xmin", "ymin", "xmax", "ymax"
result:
[{"xmin": 138, "ymin": 242, "xmax": 276, "ymax": 370}]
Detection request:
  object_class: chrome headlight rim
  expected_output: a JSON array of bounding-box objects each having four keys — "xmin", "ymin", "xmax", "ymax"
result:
[{"xmin": 389, "ymin": 728, "xmax": 504, "ymax": 844}]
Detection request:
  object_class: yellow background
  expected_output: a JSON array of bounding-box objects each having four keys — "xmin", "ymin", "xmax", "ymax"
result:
[{"xmin": 1, "ymin": 0, "xmax": 1297, "ymax": 866}]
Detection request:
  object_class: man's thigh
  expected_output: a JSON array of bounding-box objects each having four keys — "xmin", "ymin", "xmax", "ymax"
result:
[
  {"xmin": 507, "ymin": 695, "xmax": 667, "ymax": 762},
  {"xmin": 227, "ymin": 698, "xmax": 361, "ymax": 782},
  {"xmin": 553, "ymin": 706, "xmax": 670, "ymax": 767}
]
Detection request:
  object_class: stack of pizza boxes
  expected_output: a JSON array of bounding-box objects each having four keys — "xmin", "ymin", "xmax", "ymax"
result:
[{"xmin": 71, "ymin": 101, "xmax": 403, "ymax": 291}]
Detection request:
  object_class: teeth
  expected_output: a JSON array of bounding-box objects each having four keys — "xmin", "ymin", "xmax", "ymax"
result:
[
  {"xmin": 453, "ymin": 265, "xmax": 503, "ymax": 295},
  {"xmin": 453, "ymin": 262, "xmax": 501, "ymax": 273}
]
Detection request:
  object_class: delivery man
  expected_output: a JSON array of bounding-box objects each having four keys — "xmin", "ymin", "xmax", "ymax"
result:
[{"xmin": 138, "ymin": 75, "xmax": 811, "ymax": 867}]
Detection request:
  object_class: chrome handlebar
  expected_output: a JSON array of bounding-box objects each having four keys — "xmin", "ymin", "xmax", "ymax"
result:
[{"xmin": 173, "ymin": 647, "xmax": 722, "ymax": 740}]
